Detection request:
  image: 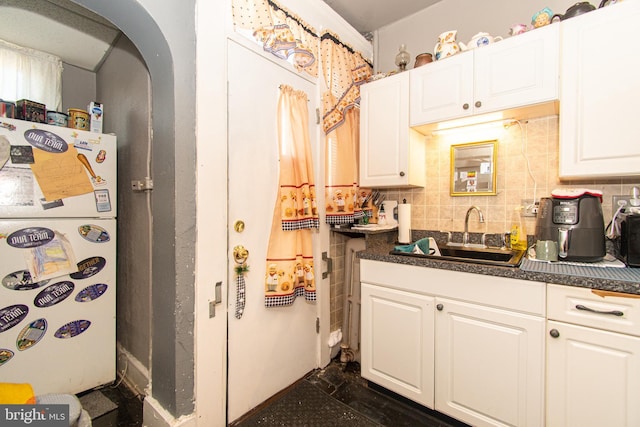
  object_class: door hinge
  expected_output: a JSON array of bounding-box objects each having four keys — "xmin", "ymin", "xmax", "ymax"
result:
[
  {"xmin": 315, "ymin": 108, "xmax": 320, "ymax": 125},
  {"xmin": 316, "ymin": 317, "xmax": 320, "ymax": 334}
]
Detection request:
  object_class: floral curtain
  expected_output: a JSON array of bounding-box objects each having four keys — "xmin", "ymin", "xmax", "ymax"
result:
[
  {"xmin": 0, "ymin": 39, "xmax": 62, "ymax": 112},
  {"xmin": 320, "ymin": 32, "xmax": 372, "ymax": 224},
  {"xmin": 231, "ymin": 0, "xmax": 318, "ymax": 78},
  {"xmin": 264, "ymin": 85, "xmax": 318, "ymax": 307}
]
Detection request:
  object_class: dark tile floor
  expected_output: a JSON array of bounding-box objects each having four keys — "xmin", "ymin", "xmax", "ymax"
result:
[
  {"xmin": 93, "ymin": 357, "xmax": 469, "ymax": 426},
  {"xmin": 77, "ymin": 380, "xmax": 144, "ymax": 427},
  {"xmin": 232, "ymin": 358, "xmax": 470, "ymax": 427}
]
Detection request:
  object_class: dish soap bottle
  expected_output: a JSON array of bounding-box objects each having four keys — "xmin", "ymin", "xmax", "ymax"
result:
[{"xmin": 510, "ymin": 206, "xmax": 528, "ymax": 250}]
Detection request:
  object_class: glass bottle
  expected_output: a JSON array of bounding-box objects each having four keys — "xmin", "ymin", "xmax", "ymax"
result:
[{"xmin": 395, "ymin": 44, "xmax": 410, "ymax": 72}]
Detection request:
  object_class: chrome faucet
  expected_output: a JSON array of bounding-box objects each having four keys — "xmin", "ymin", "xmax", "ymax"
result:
[{"xmin": 463, "ymin": 206, "xmax": 485, "ymax": 246}]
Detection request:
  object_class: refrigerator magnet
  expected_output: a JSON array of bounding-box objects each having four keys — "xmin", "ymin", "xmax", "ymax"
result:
[
  {"xmin": 34, "ymin": 281, "xmax": 75, "ymax": 308},
  {"xmin": 94, "ymin": 189, "xmax": 111, "ymax": 212},
  {"xmin": 16, "ymin": 318, "xmax": 47, "ymax": 351},
  {"xmin": 54, "ymin": 320, "xmax": 91, "ymax": 339}
]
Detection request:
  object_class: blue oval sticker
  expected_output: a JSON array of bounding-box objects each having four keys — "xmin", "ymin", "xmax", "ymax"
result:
[
  {"xmin": 70, "ymin": 257, "xmax": 106, "ymax": 280},
  {"xmin": 0, "ymin": 304, "xmax": 29, "ymax": 333},
  {"xmin": 6, "ymin": 227, "xmax": 55, "ymax": 249},
  {"xmin": 16, "ymin": 318, "xmax": 47, "ymax": 351},
  {"xmin": 24, "ymin": 129, "xmax": 68, "ymax": 153},
  {"xmin": 2, "ymin": 270, "xmax": 50, "ymax": 291},
  {"xmin": 0, "ymin": 349, "xmax": 14, "ymax": 366},
  {"xmin": 78, "ymin": 224, "xmax": 110, "ymax": 243},
  {"xmin": 75, "ymin": 284, "xmax": 108, "ymax": 302},
  {"xmin": 34, "ymin": 281, "xmax": 75, "ymax": 308},
  {"xmin": 54, "ymin": 320, "xmax": 91, "ymax": 339}
]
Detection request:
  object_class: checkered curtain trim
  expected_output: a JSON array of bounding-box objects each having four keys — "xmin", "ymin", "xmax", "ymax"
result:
[
  {"xmin": 282, "ymin": 218, "xmax": 320, "ymax": 231},
  {"xmin": 265, "ymin": 287, "xmax": 316, "ymax": 307},
  {"xmin": 235, "ymin": 275, "xmax": 246, "ymax": 319},
  {"xmin": 325, "ymin": 210, "xmax": 366, "ymax": 225}
]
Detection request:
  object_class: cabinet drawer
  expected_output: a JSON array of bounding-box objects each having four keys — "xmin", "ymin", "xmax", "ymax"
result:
[{"xmin": 547, "ymin": 284, "xmax": 640, "ymax": 336}]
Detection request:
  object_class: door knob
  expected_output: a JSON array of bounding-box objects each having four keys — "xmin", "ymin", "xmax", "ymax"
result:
[
  {"xmin": 436, "ymin": 303, "xmax": 443, "ymax": 311},
  {"xmin": 549, "ymin": 329, "xmax": 560, "ymax": 338}
]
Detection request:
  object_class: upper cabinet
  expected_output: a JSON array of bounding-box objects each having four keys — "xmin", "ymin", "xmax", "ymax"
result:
[
  {"xmin": 558, "ymin": 1, "xmax": 640, "ymax": 179},
  {"xmin": 360, "ymin": 72, "xmax": 425, "ymax": 188},
  {"xmin": 410, "ymin": 24, "xmax": 559, "ymax": 128}
]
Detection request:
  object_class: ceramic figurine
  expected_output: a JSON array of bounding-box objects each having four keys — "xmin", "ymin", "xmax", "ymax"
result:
[
  {"xmin": 532, "ymin": 7, "xmax": 553, "ymax": 28},
  {"xmin": 434, "ymin": 30, "xmax": 460, "ymax": 61},
  {"xmin": 509, "ymin": 24, "xmax": 530, "ymax": 36},
  {"xmin": 459, "ymin": 32, "xmax": 503, "ymax": 51}
]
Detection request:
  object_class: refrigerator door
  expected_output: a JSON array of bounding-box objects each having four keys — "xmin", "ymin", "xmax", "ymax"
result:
[
  {"xmin": 0, "ymin": 117, "xmax": 117, "ymax": 219},
  {"xmin": 0, "ymin": 218, "xmax": 116, "ymax": 395}
]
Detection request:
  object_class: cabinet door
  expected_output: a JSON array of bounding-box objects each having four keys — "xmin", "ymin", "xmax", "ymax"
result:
[
  {"xmin": 360, "ymin": 73, "xmax": 411, "ymax": 187},
  {"xmin": 546, "ymin": 320, "xmax": 640, "ymax": 427},
  {"xmin": 361, "ymin": 282, "xmax": 435, "ymax": 408},
  {"xmin": 409, "ymin": 52, "xmax": 474, "ymax": 125},
  {"xmin": 435, "ymin": 298, "xmax": 545, "ymax": 427},
  {"xmin": 559, "ymin": 1, "xmax": 640, "ymax": 178},
  {"xmin": 474, "ymin": 23, "xmax": 558, "ymax": 114}
]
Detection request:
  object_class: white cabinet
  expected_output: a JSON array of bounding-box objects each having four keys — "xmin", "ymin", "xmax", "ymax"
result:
[
  {"xmin": 435, "ymin": 298, "xmax": 545, "ymax": 427},
  {"xmin": 558, "ymin": 1, "xmax": 640, "ymax": 178},
  {"xmin": 410, "ymin": 24, "xmax": 559, "ymax": 127},
  {"xmin": 359, "ymin": 72, "xmax": 425, "ymax": 188},
  {"xmin": 361, "ymin": 283, "xmax": 435, "ymax": 407},
  {"xmin": 360, "ymin": 260, "xmax": 545, "ymax": 427},
  {"xmin": 546, "ymin": 284, "xmax": 640, "ymax": 427}
]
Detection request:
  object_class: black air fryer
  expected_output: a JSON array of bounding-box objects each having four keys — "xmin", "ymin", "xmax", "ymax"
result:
[{"xmin": 535, "ymin": 190, "xmax": 606, "ymax": 262}]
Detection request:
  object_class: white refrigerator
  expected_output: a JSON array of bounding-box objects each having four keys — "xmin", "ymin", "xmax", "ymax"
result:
[{"xmin": 0, "ymin": 117, "xmax": 117, "ymax": 395}]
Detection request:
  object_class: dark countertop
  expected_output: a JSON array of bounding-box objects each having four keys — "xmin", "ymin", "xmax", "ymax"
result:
[{"xmin": 356, "ymin": 231, "xmax": 640, "ymax": 296}]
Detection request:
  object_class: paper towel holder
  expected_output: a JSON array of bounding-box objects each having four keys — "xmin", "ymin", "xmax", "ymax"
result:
[{"xmin": 450, "ymin": 140, "xmax": 497, "ymax": 196}]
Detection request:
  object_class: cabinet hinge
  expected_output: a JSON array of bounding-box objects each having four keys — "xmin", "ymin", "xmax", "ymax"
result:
[
  {"xmin": 316, "ymin": 317, "xmax": 320, "ymax": 334},
  {"xmin": 315, "ymin": 108, "xmax": 320, "ymax": 125}
]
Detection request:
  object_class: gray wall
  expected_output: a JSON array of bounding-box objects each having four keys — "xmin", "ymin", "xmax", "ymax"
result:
[
  {"xmin": 61, "ymin": 63, "xmax": 96, "ymax": 114},
  {"xmin": 74, "ymin": 0, "xmax": 197, "ymax": 418},
  {"xmin": 97, "ymin": 35, "xmax": 152, "ymax": 380}
]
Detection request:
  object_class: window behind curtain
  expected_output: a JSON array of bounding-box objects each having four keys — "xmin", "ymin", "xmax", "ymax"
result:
[{"xmin": 0, "ymin": 39, "xmax": 63, "ymax": 112}]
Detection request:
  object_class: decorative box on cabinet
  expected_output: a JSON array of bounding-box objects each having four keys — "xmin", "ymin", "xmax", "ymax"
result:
[
  {"xmin": 359, "ymin": 72, "xmax": 425, "ymax": 188},
  {"xmin": 410, "ymin": 23, "xmax": 559, "ymax": 130},
  {"xmin": 546, "ymin": 284, "xmax": 640, "ymax": 427},
  {"xmin": 558, "ymin": 1, "xmax": 640, "ymax": 178}
]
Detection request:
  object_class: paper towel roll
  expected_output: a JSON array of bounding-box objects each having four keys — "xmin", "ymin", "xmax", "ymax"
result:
[{"xmin": 398, "ymin": 203, "xmax": 412, "ymax": 243}]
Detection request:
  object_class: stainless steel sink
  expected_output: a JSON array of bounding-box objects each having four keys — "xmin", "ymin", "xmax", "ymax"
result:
[{"xmin": 389, "ymin": 245, "xmax": 526, "ymax": 268}]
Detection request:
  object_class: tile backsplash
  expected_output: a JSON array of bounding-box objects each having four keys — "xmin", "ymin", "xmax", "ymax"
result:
[{"xmin": 378, "ymin": 115, "xmax": 640, "ymax": 237}]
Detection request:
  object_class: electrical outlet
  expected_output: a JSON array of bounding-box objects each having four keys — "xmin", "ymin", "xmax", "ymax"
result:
[
  {"xmin": 522, "ymin": 199, "xmax": 539, "ymax": 217},
  {"xmin": 612, "ymin": 195, "xmax": 631, "ymax": 217}
]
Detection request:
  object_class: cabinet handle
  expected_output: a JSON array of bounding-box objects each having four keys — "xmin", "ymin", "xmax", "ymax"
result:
[
  {"xmin": 575, "ymin": 304, "xmax": 624, "ymax": 317},
  {"xmin": 462, "ymin": 103, "xmax": 469, "ymax": 110},
  {"xmin": 549, "ymin": 329, "xmax": 560, "ymax": 338},
  {"xmin": 399, "ymin": 171, "xmax": 405, "ymax": 177},
  {"xmin": 436, "ymin": 303, "xmax": 443, "ymax": 311},
  {"xmin": 475, "ymin": 101, "xmax": 482, "ymax": 108}
]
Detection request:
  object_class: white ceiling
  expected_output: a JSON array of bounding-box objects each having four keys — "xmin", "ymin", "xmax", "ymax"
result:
[
  {"xmin": 322, "ymin": 0, "xmax": 442, "ymax": 34},
  {"xmin": 0, "ymin": 0, "xmax": 439, "ymax": 71}
]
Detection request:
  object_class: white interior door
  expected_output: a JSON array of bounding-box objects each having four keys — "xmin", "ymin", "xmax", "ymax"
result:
[{"xmin": 227, "ymin": 39, "xmax": 324, "ymax": 422}]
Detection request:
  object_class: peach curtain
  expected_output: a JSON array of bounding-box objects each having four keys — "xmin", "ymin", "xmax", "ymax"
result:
[
  {"xmin": 320, "ymin": 32, "xmax": 372, "ymax": 224},
  {"xmin": 264, "ymin": 85, "xmax": 317, "ymax": 307},
  {"xmin": 231, "ymin": 0, "xmax": 319, "ymax": 78}
]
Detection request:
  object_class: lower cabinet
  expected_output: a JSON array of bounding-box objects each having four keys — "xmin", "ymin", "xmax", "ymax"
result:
[
  {"xmin": 360, "ymin": 260, "xmax": 546, "ymax": 427},
  {"xmin": 546, "ymin": 284, "xmax": 640, "ymax": 426},
  {"xmin": 435, "ymin": 298, "xmax": 545, "ymax": 427},
  {"xmin": 361, "ymin": 283, "xmax": 435, "ymax": 407}
]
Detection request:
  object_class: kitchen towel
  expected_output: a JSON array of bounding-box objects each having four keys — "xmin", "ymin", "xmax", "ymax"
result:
[{"xmin": 398, "ymin": 203, "xmax": 412, "ymax": 243}]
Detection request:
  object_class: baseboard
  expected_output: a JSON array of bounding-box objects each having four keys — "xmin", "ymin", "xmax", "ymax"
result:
[
  {"xmin": 143, "ymin": 397, "xmax": 196, "ymax": 427},
  {"xmin": 116, "ymin": 343, "xmax": 149, "ymax": 396}
]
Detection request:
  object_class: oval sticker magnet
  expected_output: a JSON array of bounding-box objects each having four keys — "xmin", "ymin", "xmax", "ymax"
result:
[
  {"xmin": 78, "ymin": 224, "xmax": 110, "ymax": 243},
  {"xmin": 0, "ymin": 304, "xmax": 29, "ymax": 333},
  {"xmin": 24, "ymin": 129, "xmax": 68, "ymax": 153},
  {"xmin": 6, "ymin": 227, "xmax": 55, "ymax": 249},
  {"xmin": 16, "ymin": 318, "xmax": 47, "ymax": 351},
  {"xmin": 54, "ymin": 320, "xmax": 91, "ymax": 339},
  {"xmin": 2, "ymin": 270, "xmax": 50, "ymax": 291},
  {"xmin": 75, "ymin": 284, "xmax": 108, "ymax": 302},
  {"xmin": 0, "ymin": 349, "xmax": 14, "ymax": 366},
  {"xmin": 70, "ymin": 257, "xmax": 106, "ymax": 280},
  {"xmin": 34, "ymin": 281, "xmax": 75, "ymax": 308}
]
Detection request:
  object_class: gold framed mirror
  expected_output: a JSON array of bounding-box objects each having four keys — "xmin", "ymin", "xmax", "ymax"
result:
[{"xmin": 450, "ymin": 140, "xmax": 497, "ymax": 196}]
